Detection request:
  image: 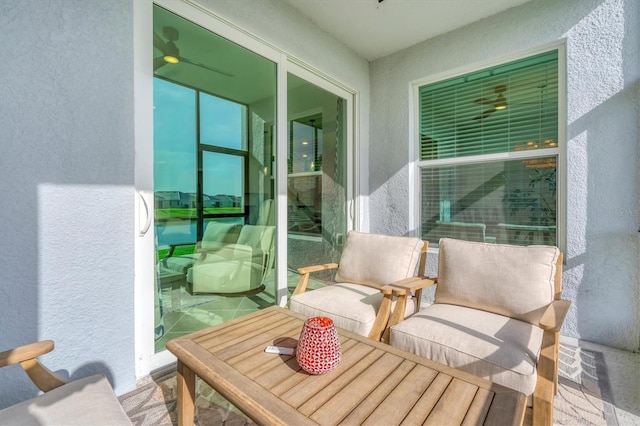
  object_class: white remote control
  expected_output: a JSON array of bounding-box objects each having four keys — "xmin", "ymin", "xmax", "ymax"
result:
[{"xmin": 264, "ymin": 346, "xmax": 295, "ymax": 355}]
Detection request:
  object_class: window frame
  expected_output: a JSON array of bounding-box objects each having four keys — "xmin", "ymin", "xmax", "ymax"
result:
[
  {"xmin": 153, "ymin": 75, "xmax": 251, "ymax": 243},
  {"xmin": 409, "ymin": 43, "xmax": 567, "ymax": 252}
]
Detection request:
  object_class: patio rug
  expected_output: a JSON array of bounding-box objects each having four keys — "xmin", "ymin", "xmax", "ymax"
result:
[{"xmin": 118, "ymin": 342, "xmax": 617, "ymax": 426}]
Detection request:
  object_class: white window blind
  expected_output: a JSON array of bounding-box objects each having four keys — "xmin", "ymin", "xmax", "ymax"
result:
[{"xmin": 418, "ymin": 50, "xmax": 559, "ymax": 246}]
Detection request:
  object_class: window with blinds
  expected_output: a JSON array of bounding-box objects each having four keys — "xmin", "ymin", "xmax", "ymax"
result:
[{"xmin": 417, "ymin": 50, "xmax": 559, "ymax": 247}]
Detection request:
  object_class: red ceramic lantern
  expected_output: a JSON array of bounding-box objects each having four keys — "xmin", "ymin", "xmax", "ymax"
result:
[{"xmin": 296, "ymin": 316, "xmax": 341, "ymax": 375}]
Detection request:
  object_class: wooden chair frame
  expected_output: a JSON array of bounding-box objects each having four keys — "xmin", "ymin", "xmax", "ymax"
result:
[
  {"xmin": 291, "ymin": 240, "xmax": 435, "ymax": 342},
  {"xmin": 0, "ymin": 340, "xmax": 69, "ymax": 392},
  {"xmin": 533, "ymin": 252, "xmax": 570, "ymax": 424},
  {"xmin": 389, "ymin": 252, "xmax": 569, "ymax": 425}
]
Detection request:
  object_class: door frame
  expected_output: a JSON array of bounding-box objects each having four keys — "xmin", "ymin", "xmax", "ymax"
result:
[{"xmin": 134, "ymin": 0, "xmax": 357, "ymax": 379}]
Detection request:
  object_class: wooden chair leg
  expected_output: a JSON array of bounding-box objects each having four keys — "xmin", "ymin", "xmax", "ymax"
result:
[
  {"xmin": 533, "ymin": 331, "xmax": 556, "ymax": 425},
  {"xmin": 554, "ymin": 332, "xmax": 560, "ymax": 395},
  {"xmin": 369, "ymin": 289, "xmax": 393, "ymax": 342}
]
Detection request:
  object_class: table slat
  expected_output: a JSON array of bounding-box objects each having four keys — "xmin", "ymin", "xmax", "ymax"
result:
[
  {"xmin": 309, "ymin": 352, "xmax": 405, "ymax": 424},
  {"xmin": 167, "ymin": 306, "xmax": 525, "ymax": 426}
]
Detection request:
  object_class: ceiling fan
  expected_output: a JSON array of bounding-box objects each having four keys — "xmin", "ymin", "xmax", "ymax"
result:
[
  {"xmin": 473, "ymin": 84, "xmax": 508, "ymax": 121},
  {"xmin": 153, "ymin": 26, "xmax": 233, "ymax": 77}
]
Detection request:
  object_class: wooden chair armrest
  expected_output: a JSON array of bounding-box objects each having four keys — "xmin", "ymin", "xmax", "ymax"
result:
[
  {"xmin": 539, "ymin": 299, "xmax": 571, "ymax": 331},
  {"xmin": 292, "ymin": 263, "xmax": 340, "ymax": 296},
  {"xmin": 0, "ymin": 340, "xmax": 68, "ymax": 392},
  {"xmin": 388, "ymin": 276, "xmax": 437, "ymax": 295},
  {"xmin": 388, "ymin": 276, "xmax": 436, "ymax": 316},
  {"xmin": 374, "ymin": 277, "xmax": 436, "ymax": 343},
  {"xmin": 0, "ymin": 340, "xmax": 55, "ymax": 368},
  {"xmin": 296, "ymin": 263, "xmax": 339, "ymax": 275}
]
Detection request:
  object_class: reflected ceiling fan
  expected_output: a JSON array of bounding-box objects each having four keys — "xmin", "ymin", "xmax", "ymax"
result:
[
  {"xmin": 153, "ymin": 26, "xmax": 233, "ymax": 77},
  {"xmin": 473, "ymin": 84, "xmax": 508, "ymax": 121}
]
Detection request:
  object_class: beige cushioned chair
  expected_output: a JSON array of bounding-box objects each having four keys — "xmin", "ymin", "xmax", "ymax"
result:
[
  {"xmin": 162, "ymin": 200, "xmax": 274, "ymax": 276},
  {"xmin": 289, "ymin": 231, "xmax": 432, "ymax": 342},
  {"xmin": 0, "ymin": 340, "xmax": 131, "ymax": 425},
  {"xmin": 189, "ymin": 224, "xmax": 275, "ymax": 294},
  {"xmin": 389, "ymin": 238, "xmax": 569, "ymax": 425},
  {"xmin": 162, "ymin": 221, "xmax": 242, "ymax": 275}
]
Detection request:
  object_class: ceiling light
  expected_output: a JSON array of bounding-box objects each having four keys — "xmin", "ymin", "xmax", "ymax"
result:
[
  {"xmin": 494, "ymin": 94, "xmax": 507, "ymax": 110},
  {"xmin": 163, "ymin": 41, "xmax": 180, "ymax": 64}
]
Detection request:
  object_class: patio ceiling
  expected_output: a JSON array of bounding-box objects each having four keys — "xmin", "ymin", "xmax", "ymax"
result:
[{"xmin": 279, "ymin": 0, "xmax": 532, "ymax": 61}]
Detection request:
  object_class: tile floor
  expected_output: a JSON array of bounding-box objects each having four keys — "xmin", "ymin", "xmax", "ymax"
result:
[
  {"xmin": 152, "ymin": 267, "xmax": 639, "ymax": 425},
  {"xmin": 152, "ymin": 272, "xmax": 639, "ymax": 424},
  {"xmin": 154, "ymin": 270, "xmax": 326, "ymax": 352},
  {"xmin": 563, "ymin": 337, "xmax": 640, "ymax": 425}
]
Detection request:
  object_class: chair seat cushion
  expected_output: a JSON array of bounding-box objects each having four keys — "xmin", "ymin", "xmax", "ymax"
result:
[
  {"xmin": 162, "ymin": 253, "xmax": 200, "ymax": 274},
  {"xmin": 390, "ymin": 303, "xmax": 543, "ymax": 395},
  {"xmin": 191, "ymin": 260, "xmax": 263, "ymax": 294},
  {"xmin": 290, "ymin": 283, "xmax": 416, "ymax": 337},
  {"xmin": 0, "ymin": 375, "xmax": 131, "ymax": 425}
]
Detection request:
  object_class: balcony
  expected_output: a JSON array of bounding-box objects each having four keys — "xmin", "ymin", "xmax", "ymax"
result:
[
  {"xmin": 116, "ymin": 336, "xmax": 639, "ymax": 425},
  {"xmin": 1, "ymin": 0, "xmax": 638, "ymax": 423}
]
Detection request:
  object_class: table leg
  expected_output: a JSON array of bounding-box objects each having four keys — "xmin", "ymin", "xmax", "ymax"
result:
[{"xmin": 176, "ymin": 360, "xmax": 196, "ymax": 426}]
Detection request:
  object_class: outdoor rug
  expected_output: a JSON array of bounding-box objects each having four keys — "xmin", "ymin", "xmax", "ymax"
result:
[{"xmin": 118, "ymin": 342, "xmax": 618, "ymax": 425}]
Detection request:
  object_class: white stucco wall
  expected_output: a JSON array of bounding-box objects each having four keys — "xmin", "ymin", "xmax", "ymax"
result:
[
  {"xmin": 0, "ymin": 0, "xmax": 136, "ymax": 408},
  {"xmin": 0, "ymin": 0, "xmax": 370, "ymax": 408},
  {"xmin": 369, "ymin": 0, "xmax": 639, "ymax": 351}
]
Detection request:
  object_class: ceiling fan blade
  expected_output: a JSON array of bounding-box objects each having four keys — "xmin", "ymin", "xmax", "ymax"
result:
[
  {"xmin": 474, "ymin": 97, "xmax": 495, "ymax": 105},
  {"xmin": 179, "ymin": 56, "xmax": 234, "ymax": 77},
  {"xmin": 153, "ymin": 31, "xmax": 167, "ymax": 52},
  {"xmin": 154, "ymin": 57, "xmax": 167, "ymax": 71},
  {"xmin": 474, "ymin": 108, "xmax": 496, "ymax": 121}
]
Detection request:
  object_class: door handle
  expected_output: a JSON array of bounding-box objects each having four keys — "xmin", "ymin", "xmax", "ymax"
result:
[{"xmin": 139, "ymin": 192, "xmax": 151, "ymax": 237}]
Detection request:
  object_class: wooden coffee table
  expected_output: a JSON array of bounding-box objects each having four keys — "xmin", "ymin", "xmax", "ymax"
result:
[{"xmin": 167, "ymin": 306, "xmax": 525, "ymax": 426}]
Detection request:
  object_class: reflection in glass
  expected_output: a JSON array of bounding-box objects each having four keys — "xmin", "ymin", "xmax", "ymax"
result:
[
  {"xmin": 153, "ymin": 5, "xmax": 276, "ymax": 352},
  {"xmin": 287, "ymin": 73, "xmax": 347, "ymax": 273},
  {"xmin": 200, "ymin": 93, "xmax": 247, "ymax": 150},
  {"xmin": 421, "ymin": 159, "xmax": 557, "ymax": 246}
]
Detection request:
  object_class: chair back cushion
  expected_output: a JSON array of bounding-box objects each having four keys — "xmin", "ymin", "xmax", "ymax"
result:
[
  {"xmin": 335, "ymin": 231, "xmax": 424, "ymax": 288},
  {"xmin": 201, "ymin": 222, "xmax": 241, "ymax": 250},
  {"xmin": 257, "ymin": 199, "xmax": 274, "ymax": 226},
  {"xmin": 237, "ymin": 225, "xmax": 274, "ymax": 252},
  {"xmin": 435, "ymin": 238, "xmax": 560, "ymax": 324}
]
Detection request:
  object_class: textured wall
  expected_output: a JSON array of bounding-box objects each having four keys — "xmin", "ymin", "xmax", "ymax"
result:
[
  {"xmin": 369, "ymin": 0, "xmax": 639, "ymax": 351},
  {"xmin": 0, "ymin": 0, "xmax": 371, "ymax": 408},
  {"xmin": 0, "ymin": 0, "xmax": 136, "ymax": 408}
]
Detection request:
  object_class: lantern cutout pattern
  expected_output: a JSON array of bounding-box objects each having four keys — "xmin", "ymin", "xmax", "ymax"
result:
[{"xmin": 296, "ymin": 316, "xmax": 341, "ymax": 375}]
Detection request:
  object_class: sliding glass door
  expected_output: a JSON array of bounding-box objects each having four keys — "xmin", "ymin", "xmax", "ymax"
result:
[
  {"xmin": 286, "ymin": 73, "xmax": 349, "ymax": 276},
  {"xmin": 147, "ymin": 3, "xmax": 354, "ymax": 357},
  {"xmin": 152, "ymin": 5, "xmax": 276, "ymax": 351}
]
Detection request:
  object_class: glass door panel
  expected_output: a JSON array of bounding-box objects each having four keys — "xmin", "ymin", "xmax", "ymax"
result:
[
  {"xmin": 153, "ymin": 5, "xmax": 276, "ymax": 352},
  {"xmin": 287, "ymin": 73, "xmax": 348, "ymax": 284}
]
